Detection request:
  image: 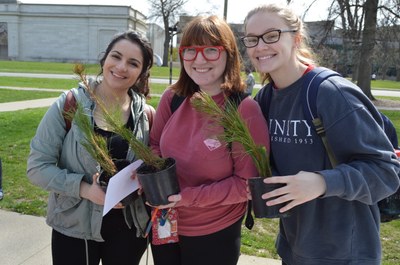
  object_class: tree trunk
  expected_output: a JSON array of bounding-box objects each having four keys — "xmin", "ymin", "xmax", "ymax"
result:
[
  {"xmin": 382, "ymin": 65, "xmax": 388, "ymax": 80},
  {"xmin": 162, "ymin": 31, "xmax": 170, "ymax": 67},
  {"xmin": 397, "ymin": 47, "xmax": 400, "ymax": 81},
  {"xmin": 357, "ymin": 0, "xmax": 378, "ymax": 99}
]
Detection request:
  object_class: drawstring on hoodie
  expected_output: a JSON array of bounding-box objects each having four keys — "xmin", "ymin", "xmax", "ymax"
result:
[{"xmin": 84, "ymin": 239, "xmax": 89, "ymax": 265}]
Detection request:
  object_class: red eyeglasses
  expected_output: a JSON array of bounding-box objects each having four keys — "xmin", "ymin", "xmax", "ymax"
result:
[{"xmin": 179, "ymin": 46, "xmax": 225, "ymax": 61}]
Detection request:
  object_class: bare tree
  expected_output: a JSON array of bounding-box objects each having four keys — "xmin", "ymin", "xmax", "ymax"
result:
[
  {"xmin": 377, "ymin": 0, "xmax": 400, "ymax": 81},
  {"xmin": 311, "ymin": 0, "xmax": 399, "ymax": 99},
  {"xmin": 373, "ymin": 25, "xmax": 394, "ymax": 80},
  {"xmin": 333, "ymin": 0, "xmax": 399, "ymax": 97},
  {"xmin": 147, "ymin": 0, "xmax": 189, "ymax": 67},
  {"xmin": 357, "ymin": 0, "xmax": 378, "ymax": 99},
  {"xmin": 373, "ymin": 12, "xmax": 399, "ymax": 81},
  {"xmin": 335, "ymin": 0, "xmax": 366, "ymax": 81}
]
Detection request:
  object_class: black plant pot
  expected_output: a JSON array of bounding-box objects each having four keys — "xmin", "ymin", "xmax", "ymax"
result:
[
  {"xmin": 136, "ymin": 157, "xmax": 180, "ymax": 206},
  {"xmin": 248, "ymin": 177, "xmax": 290, "ymax": 218},
  {"xmin": 378, "ymin": 188, "xmax": 400, "ymax": 222},
  {"xmin": 98, "ymin": 159, "xmax": 139, "ymax": 206}
]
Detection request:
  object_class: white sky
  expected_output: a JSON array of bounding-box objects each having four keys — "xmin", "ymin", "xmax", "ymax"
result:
[{"xmin": 20, "ymin": 0, "xmax": 330, "ymax": 23}]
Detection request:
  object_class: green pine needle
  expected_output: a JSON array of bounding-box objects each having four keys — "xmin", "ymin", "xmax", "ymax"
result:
[
  {"xmin": 72, "ymin": 63, "xmax": 166, "ymax": 171},
  {"xmin": 65, "ymin": 103, "xmax": 117, "ymax": 176},
  {"xmin": 191, "ymin": 92, "xmax": 271, "ymax": 178}
]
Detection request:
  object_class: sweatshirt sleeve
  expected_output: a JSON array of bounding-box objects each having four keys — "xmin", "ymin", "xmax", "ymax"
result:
[{"xmin": 317, "ymin": 77, "xmax": 400, "ymax": 204}]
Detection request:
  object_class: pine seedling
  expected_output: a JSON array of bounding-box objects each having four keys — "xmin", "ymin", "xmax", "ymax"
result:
[{"xmin": 191, "ymin": 92, "xmax": 271, "ymax": 178}]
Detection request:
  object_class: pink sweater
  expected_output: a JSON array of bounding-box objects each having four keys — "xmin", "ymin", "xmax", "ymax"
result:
[{"xmin": 150, "ymin": 89, "xmax": 270, "ymax": 236}]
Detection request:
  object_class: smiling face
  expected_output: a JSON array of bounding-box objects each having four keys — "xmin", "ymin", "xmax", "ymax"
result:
[
  {"xmin": 101, "ymin": 39, "xmax": 144, "ymax": 93},
  {"xmin": 182, "ymin": 45, "xmax": 227, "ymax": 95},
  {"xmin": 245, "ymin": 11, "xmax": 297, "ymax": 79},
  {"xmin": 173, "ymin": 15, "xmax": 244, "ymax": 97}
]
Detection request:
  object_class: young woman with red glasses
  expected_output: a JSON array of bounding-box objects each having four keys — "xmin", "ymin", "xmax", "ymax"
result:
[{"xmin": 149, "ymin": 15, "xmax": 270, "ymax": 265}]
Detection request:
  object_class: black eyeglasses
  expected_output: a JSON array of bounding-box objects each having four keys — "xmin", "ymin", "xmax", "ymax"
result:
[
  {"xmin": 179, "ymin": 46, "xmax": 225, "ymax": 61},
  {"xmin": 241, "ymin": 29, "xmax": 297, "ymax": 48}
]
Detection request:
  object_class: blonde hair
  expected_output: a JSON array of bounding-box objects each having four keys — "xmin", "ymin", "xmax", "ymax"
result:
[{"xmin": 244, "ymin": 4, "xmax": 317, "ymax": 84}]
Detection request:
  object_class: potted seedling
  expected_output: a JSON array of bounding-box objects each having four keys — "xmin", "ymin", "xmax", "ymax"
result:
[
  {"xmin": 71, "ymin": 64, "xmax": 180, "ymax": 206},
  {"xmin": 191, "ymin": 91, "xmax": 288, "ymax": 218},
  {"xmin": 64, "ymin": 98, "xmax": 136, "ymax": 206}
]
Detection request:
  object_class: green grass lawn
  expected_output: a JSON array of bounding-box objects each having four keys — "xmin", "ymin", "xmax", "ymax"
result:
[
  {"xmin": 0, "ymin": 60, "xmax": 181, "ymax": 79},
  {"xmin": 0, "ymin": 76, "xmax": 77, "ymax": 90},
  {"xmin": 372, "ymin": 80, "xmax": 400, "ymax": 90},
  {"xmin": 0, "ymin": 89, "xmax": 62, "ymax": 103},
  {"xmin": 0, "ymin": 60, "xmax": 400, "ymax": 264},
  {"xmin": 0, "ymin": 83, "xmax": 167, "ymax": 103},
  {"xmin": 0, "ymin": 108, "xmax": 49, "ymax": 216}
]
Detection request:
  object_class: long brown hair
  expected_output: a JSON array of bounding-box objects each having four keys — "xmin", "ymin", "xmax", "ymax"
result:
[{"xmin": 171, "ymin": 15, "xmax": 245, "ymax": 96}]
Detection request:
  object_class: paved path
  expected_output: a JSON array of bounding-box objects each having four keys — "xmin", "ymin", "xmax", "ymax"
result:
[
  {"xmin": 0, "ymin": 97, "xmax": 60, "ymax": 112},
  {"xmin": 1, "ymin": 87, "xmax": 399, "ymax": 112},
  {"xmin": 0, "ymin": 72, "xmax": 174, "ymax": 85},
  {"xmin": 0, "ymin": 209, "xmax": 280, "ymax": 265}
]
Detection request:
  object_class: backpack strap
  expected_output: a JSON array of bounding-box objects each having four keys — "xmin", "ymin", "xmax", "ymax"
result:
[
  {"xmin": 228, "ymin": 91, "xmax": 247, "ymax": 107},
  {"xmin": 301, "ymin": 67, "xmax": 341, "ymax": 167},
  {"xmin": 302, "ymin": 67, "xmax": 341, "ymax": 123},
  {"xmin": 244, "ymin": 200, "xmax": 254, "ymax": 230},
  {"xmin": 380, "ymin": 112, "xmax": 399, "ymax": 149},
  {"xmin": 170, "ymin": 93, "xmax": 186, "ymax": 114},
  {"xmin": 254, "ymin": 83, "xmax": 273, "ymax": 122},
  {"xmin": 144, "ymin": 104, "xmax": 155, "ymax": 129},
  {"xmin": 63, "ymin": 90, "xmax": 77, "ymax": 132}
]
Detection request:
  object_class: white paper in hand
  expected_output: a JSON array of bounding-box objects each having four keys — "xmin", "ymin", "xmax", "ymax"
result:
[{"xmin": 103, "ymin": 159, "xmax": 143, "ymax": 216}]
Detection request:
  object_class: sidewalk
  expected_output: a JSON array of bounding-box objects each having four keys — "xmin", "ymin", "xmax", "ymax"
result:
[
  {"xmin": 0, "ymin": 97, "xmax": 59, "ymax": 112},
  {"xmin": 1, "ymin": 89, "xmax": 399, "ymax": 113},
  {"xmin": 0, "ymin": 209, "xmax": 281, "ymax": 265}
]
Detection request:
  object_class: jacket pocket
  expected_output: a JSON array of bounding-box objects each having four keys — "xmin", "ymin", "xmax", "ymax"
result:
[
  {"xmin": 49, "ymin": 194, "xmax": 82, "ymax": 228},
  {"xmin": 53, "ymin": 194, "xmax": 81, "ymax": 214}
]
